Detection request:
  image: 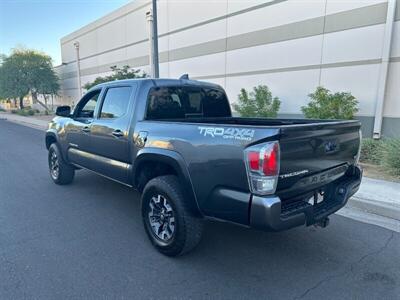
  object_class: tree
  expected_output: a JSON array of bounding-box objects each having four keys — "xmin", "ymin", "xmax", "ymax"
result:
[
  {"xmin": 37, "ymin": 68, "xmax": 60, "ymax": 110},
  {"xmin": 0, "ymin": 48, "xmax": 59, "ymax": 110},
  {"xmin": 83, "ymin": 65, "xmax": 147, "ymax": 90},
  {"xmin": 0, "ymin": 52, "xmax": 30, "ymax": 108},
  {"xmin": 233, "ymin": 85, "xmax": 281, "ymax": 118},
  {"xmin": 301, "ymin": 86, "xmax": 358, "ymax": 119}
]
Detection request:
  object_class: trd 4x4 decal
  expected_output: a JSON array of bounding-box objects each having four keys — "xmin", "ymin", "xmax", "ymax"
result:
[{"xmin": 198, "ymin": 126, "xmax": 255, "ymax": 141}]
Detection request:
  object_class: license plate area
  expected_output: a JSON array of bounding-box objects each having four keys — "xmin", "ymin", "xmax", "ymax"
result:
[{"xmin": 307, "ymin": 190, "xmax": 326, "ymax": 206}]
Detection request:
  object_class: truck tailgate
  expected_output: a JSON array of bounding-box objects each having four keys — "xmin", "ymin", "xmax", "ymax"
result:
[{"xmin": 276, "ymin": 120, "xmax": 361, "ymax": 200}]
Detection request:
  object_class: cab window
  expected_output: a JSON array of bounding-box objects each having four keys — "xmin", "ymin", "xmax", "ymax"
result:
[
  {"xmin": 74, "ymin": 90, "xmax": 101, "ymax": 118},
  {"xmin": 99, "ymin": 87, "xmax": 132, "ymax": 119}
]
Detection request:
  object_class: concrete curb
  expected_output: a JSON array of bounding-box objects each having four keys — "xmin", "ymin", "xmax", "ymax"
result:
[
  {"xmin": 336, "ymin": 206, "xmax": 400, "ymax": 233},
  {"xmin": 0, "ymin": 113, "xmax": 48, "ymax": 131},
  {"xmin": 347, "ymin": 176, "xmax": 400, "ymax": 222},
  {"xmin": 348, "ymin": 196, "xmax": 400, "ymax": 221}
]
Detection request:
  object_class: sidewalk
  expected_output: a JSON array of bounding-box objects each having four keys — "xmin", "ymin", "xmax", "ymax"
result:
[{"xmin": 0, "ymin": 112, "xmax": 50, "ymax": 130}]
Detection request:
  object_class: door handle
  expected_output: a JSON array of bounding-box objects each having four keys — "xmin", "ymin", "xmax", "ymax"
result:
[
  {"xmin": 112, "ymin": 130, "xmax": 124, "ymax": 137},
  {"xmin": 82, "ymin": 126, "xmax": 90, "ymax": 133}
]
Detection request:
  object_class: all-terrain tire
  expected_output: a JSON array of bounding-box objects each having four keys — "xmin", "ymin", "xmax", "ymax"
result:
[
  {"xmin": 141, "ymin": 175, "xmax": 203, "ymax": 256},
  {"xmin": 48, "ymin": 143, "xmax": 75, "ymax": 185}
]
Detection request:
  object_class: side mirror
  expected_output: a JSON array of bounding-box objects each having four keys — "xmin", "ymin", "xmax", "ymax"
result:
[{"xmin": 56, "ymin": 106, "xmax": 71, "ymax": 117}]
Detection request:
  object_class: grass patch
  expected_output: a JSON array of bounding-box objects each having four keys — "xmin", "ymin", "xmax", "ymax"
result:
[
  {"xmin": 360, "ymin": 138, "xmax": 400, "ymax": 180},
  {"xmin": 382, "ymin": 139, "xmax": 400, "ymax": 177},
  {"xmin": 360, "ymin": 138, "xmax": 384, "ymax": 164}
]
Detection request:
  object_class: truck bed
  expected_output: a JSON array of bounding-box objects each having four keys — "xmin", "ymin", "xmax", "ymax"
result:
[
  {"xmin": 150, "ymin": 116, "xmax": 357, "ymax": 127},
  {"xmin": 137, "ymin": 116, "xmax": 361, "ymax": 223}
]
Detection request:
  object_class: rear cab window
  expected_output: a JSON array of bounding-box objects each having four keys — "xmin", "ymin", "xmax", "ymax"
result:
[{"xmin": 146, "ymin": 86, "xmax": 231, "ymax": 120}]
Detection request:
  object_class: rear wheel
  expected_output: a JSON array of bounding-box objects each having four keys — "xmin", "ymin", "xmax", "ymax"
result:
[
  {"xmin": 48, "ymin": 143, "xmax": 75, "ymax": 185},
  {"xmin": 141, "ymin": 175, "xmax": 203, "ymax": 256}
]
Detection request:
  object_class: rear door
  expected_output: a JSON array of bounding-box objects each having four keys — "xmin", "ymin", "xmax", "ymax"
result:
[{"xmin": 89, "ymin": 85, "xmax": 136, "ymax": 183}]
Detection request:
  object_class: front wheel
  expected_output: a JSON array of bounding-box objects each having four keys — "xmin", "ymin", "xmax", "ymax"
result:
[
  {"xmin": 141, "ymin": 175, "xmax": 203, "ymax": 256},
  {"xmin": 48, "ymin": 143, "xmax": 75, "ymax": 185}
]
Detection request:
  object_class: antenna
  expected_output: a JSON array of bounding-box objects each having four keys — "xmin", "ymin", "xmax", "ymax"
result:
[{"xmin": 179, "ymin": 74, "xmax": 189, "ymax": 80}]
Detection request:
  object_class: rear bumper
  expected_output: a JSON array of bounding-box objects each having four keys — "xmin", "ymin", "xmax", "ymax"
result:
[{"xmin": 249, "ymin": 165, "xmax": 362, "ymax": 231}]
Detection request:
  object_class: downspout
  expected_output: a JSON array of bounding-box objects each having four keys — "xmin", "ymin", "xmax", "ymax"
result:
[{"xmin": 373, "ymin": 0, "xmax": 397, "ymax": 139}]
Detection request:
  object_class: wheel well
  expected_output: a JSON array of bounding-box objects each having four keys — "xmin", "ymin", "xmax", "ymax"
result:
[
  {"xmin": 46, "ymin": 135, "xmax": 57, "ymax": 149},
  {"xmin": 135, "ymin": 161, "xmax": 178, "ymax": 192}
]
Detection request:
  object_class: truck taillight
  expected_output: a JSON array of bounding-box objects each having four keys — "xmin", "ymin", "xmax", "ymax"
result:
[{"xmin": 244, "ymin": 141, "xmax": 280, "ymax": 195}]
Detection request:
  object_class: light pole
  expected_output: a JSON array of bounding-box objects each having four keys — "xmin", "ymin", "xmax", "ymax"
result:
[
  {"xmin": 146, "ymin": 0, "xmax": 159, "ymax": 78},
  {"xmin": 373, "ymin": 0, "xmax": 396, "ymax": 139},
  {"xmin": 73, "ymin": 41, "xmax": 82, "ymax": 98}
]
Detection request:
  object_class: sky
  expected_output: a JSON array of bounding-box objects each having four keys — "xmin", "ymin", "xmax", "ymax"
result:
[{"xmin": 0, "ymin": 0, "xmax": 133, "ymax": 66}]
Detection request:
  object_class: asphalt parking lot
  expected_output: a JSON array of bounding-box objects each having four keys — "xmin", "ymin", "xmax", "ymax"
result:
[{"xmin": 0, "ymin": 120, "xmax": 399, "ymax": 299}]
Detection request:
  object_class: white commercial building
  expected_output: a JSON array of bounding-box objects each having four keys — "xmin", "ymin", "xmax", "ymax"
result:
[{"xmin": 57, "ymin": 0, "xmax": 400, "ymax": 137}]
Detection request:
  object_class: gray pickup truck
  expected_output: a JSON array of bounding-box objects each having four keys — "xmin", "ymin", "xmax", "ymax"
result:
[{"xmin": 46, "ymin": 77, "xmax": 362, "ymax": 256}]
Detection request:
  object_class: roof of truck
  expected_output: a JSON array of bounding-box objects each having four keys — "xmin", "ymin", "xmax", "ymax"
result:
[{"xmin": 91, "ymin": 77, "xmax": 222, "ymax": 90}]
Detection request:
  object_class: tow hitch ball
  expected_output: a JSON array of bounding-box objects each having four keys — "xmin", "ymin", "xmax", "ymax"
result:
[{"xmin": 314, "ymin": 217, "xmax": 330, "ymax": 228}]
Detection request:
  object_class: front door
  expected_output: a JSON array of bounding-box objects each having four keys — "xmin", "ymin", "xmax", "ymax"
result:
[
  {"xmin": 89, "ymin": 85, "xmax": 135, "ymax": 183},
  {"xmin": 65, "ymin": 89, "xmax": 102, "ymax": 169}
]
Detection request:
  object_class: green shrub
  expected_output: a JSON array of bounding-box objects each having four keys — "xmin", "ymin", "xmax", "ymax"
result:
[
  {"xmin": 302, "ymin": 86, "xmax": 358, "ymax": 119},
  {"xmin": 233, "ymin": 85, "xmax": 281, "ymax": 118},
  {"xmin": 0, "ymin": 108, "xmax": 6, "ymax": 112},
  {"xmin": 83, "ymin": 65, "xmax": 147, "ymax": 90},
  {"xmin": 14, "ymin": 109, "xmax": 35, "ymax": 116},
  {"xmin": 15, "ymin": 110, "xmax": 28, "ymax": 116},
  {"xmin": 360, "ymin": 138, "xmax": 384, "ymax": 164},
  {"xmin": 382, "ymin": 139, "xmax": 400, "ymax": 176}
]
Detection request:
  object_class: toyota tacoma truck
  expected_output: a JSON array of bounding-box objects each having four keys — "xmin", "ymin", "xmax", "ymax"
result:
[{"xmin": 46, "ymin": 77, "xmax": 362, "ymax": 256}]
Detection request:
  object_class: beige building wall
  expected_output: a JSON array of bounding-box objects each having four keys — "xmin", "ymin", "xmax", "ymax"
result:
[{"xmin": 58, "ymin": 0, "xmax": 400, "ymax": 137}]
